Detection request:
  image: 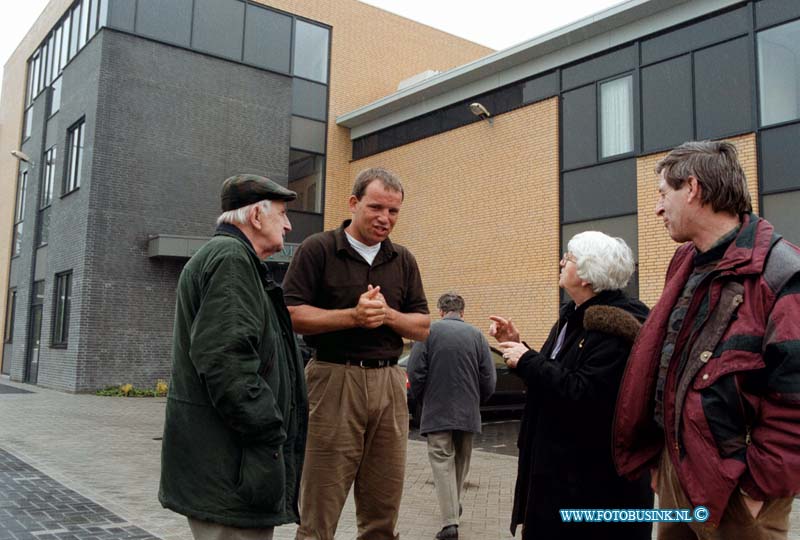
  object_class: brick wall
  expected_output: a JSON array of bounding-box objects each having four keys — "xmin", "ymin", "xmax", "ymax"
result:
[
  {"xmin": 348, "ymin": 99, "xmax": 561, "ymax": 347},
  {"xmin": 636, "ymin": 133, "xmax": 759, "ymax": 307}
]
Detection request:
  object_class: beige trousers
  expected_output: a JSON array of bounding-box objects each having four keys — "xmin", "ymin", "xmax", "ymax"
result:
[
  {"xmin": 656, "ymin": 451, "xmax": 792, "ymax": 540},
  {"xmin": 427, "ymin": 430, "xmax": 473, "ymax": 528},
  {"xmin": 295, "ymin": 360, "xmax": 409, "ymax": 540},
  {"xmin": 188, "ymin": 518, "xmax": 274, "ymax": 540}
]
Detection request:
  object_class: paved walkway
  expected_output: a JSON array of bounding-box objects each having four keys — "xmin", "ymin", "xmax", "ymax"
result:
[{"xmin": 1, "ymin": 378, "xmax": 798, "ymax": 539}]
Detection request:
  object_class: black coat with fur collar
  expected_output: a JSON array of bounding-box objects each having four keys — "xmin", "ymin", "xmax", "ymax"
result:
[{"xmin": 510, "ymin": 289, "xmax": 653, "ymax": 540}]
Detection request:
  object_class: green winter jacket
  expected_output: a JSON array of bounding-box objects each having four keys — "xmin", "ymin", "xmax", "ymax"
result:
[{"xmin": 159, "ymin": 223, "xmax": 308, "ymax": 528}]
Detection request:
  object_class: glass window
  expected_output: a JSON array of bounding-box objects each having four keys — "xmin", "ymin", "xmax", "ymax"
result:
[
  {"xmin": 42, "ymin": 39, "xmax": 51, "ymax": 89},
  {"xmin": 32, "ymin": 50, "xmax": 42, "ymax": 98},
  {"xmin": 53, "ymin": 25, "xmax": 63, "ymax": 75},
  {"xmin": 600, "ymin": 75, "xmax": 634, "ymax": 158},
  {"xmin": 4, "ymin": 289, "xmax": 16, "ymax": 343},
  {"xmin": 243, "ymin": 3, "xmax": 292, "ymax": 72},
  {"xmin": 758, "ymin": 19, "xmax": 800, "ymax": 127},
  {"xmin": 98, "ymin": 0, "xmax": 108, "ymax": 28},
  {"xmin": 562, "ymin": 85, "xmax": 597, "ymax": 170},
  {"xmin": 290, "ymin": 116, "xmax": 326, "ymax": 154},
  {"xmin": 61, "ymin": 13, "xmax": 71, "ymax": 65},
  {"xmin": 70, "ymin": 4, "xmax": 81, "ymax": 59},
  {"xmin": 288, "ymin": 150, "xmax": 324, "ymax": 213},
  {"xmin": 23, "ymin": 106, "xmax": 33, "ymax": 140},
  {"xmin": 292, "ymin": 78, "xmax": 327, "ymax": 121},
  {"xmin": 53, "ymin": 271, "xmax": 73, "ymax": 346},
  {"xmin": 38, "ymin": 207, "xmax": 51, "ymax": 247},
  {"xmin": 26, "ymin": 57, "xmax": 35, "ymax": 106},
  {"xmin": 192, "ymin": 0, "xmax": 245, "ymax": 60},
  {"xmin": 13, "ymin": 171, "xmax": 27, "ymax": 257},
  {"xmin": 65, "ymin": 119, "xmax": 85, "ymax": 193},
  {"xmin": 42, "ymin": 147, "xmax": 57, "ymax": 208},
  {"xmin": 51, "ymin": 76, "xmax": 62, "ymax": 115},
  {"xmin": 88, "ymin": 0, "xmax": 99, "ymax": 38},
  {"xmin": 293, "ymin": 20, "xmax": 329, "ymax": 83},
  {"xmin": 79, "ymin": 0, "xmax": 90, "ymax": 49},
  {"xmin": 137, "ymin": 0, "xmax": 192, "ymax": 47}
]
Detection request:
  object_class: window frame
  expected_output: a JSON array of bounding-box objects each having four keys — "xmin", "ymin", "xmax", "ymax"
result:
[
  {"xmin": 12, "ymin": 170, "xmax": 28, "ymax": 258},
  {"xmin": 52, "ymin": 271, "xmax": 73, "ymax": 347},
  {"xmin": 63, "ymin": 118, "xmax": 85, "ymax": 196}
]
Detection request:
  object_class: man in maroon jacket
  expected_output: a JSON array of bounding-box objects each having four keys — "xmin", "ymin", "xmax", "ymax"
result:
[{"xmin": 613, "ymin": 140, "xmax": 800, "ymax": 539}]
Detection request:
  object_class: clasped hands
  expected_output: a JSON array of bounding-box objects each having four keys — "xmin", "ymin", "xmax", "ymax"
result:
[
  {"xmin": 353, "ymin": 285, "xmax": 390, "ymax": 329},
  {"xmin": 489, "ymin": 315, "xmax": 528, "ymax": 368}
]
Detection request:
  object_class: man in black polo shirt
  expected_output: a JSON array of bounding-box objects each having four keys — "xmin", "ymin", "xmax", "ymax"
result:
[{"xmin": 283, "ymin": 167, "xmax": 430, "ymax": 540}]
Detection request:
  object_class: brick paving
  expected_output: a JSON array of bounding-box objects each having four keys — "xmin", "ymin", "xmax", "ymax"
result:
[{"xmin": 0, "ymin": 377, "xmax": 798, "ymax": 539}]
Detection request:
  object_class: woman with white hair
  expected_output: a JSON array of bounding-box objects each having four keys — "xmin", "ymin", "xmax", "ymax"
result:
[{"xmin": 490, "ymin": 231, "xmax": 653, "ymax": 540}]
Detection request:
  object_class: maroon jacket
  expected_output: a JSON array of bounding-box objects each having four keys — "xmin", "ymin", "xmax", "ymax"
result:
[{"xmin": 613, "ymin": 214, "xmax": 800, "ymax": 526}]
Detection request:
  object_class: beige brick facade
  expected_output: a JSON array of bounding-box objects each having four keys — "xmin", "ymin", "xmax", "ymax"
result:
[
  {"xmin": 636, "ymin": 133, "xmax": 760, "ymax": 307},
  {"xmin": 348, "ymin": 99, "xmax": 561, "ymax": 347}
]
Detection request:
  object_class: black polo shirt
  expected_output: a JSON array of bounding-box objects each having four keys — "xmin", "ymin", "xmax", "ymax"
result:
[{"xmin": 283, "ymin": 220, "xmax": 429, "ymax": 362}]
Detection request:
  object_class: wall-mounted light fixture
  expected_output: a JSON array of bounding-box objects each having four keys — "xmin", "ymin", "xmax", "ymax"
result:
[
  {"xmin": 469, "ymin": 102, "xmax": 492, "ymax": 124},
  {"xmin": 10, "ymin": 150, "xmax": 34, "ymax": 167}
]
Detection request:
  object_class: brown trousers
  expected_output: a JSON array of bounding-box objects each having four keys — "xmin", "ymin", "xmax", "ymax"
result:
[
  {"xmin": 295, "ymin": 360, "xmax": 408, "ymax": 540},
  {"xmin": 656, "ymin": 451, "xmax": 792, "ymax": 540}
]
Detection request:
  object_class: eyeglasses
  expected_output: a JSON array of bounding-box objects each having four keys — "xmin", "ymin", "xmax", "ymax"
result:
[{"xmin": 561, "ymin": 252, "xmax": 577, "ymax": 265}]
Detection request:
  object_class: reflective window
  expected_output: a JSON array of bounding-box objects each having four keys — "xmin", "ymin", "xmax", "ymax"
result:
[
  {"xmin": 137, "ymin": 0, "xmax": 192, "ymax": 47},
  {"xmin": 88, "ymin": 0, "xmax": 99, "ymax": 37},
  {"xmin": 42, "ymin": 147, "xmax": 57, "ymax": 208},
  {"xmin": 70, "ymin": 4, "xmax": 81, "ymax": 60},
  {"xmin": 65, "ymin": 119, "xmax": 85, "ymax": 194},
  {"xmin": 53, "ymin": 26, "xmax": 63, "ymax": 75},
  {"xmin": 61, "ymin": 13, "xmax": 71, "ymax": 65},
  {"xmin": 291, "ymin": 116, "xmax": 326, "ymax": 154},
  {"xmin": 192, "ymin": 0, "xmax": 245, "ymax": 60},
  {"xmin": 288, "ymin": 150, "xmax": 324, "ymax": 213},
  {"xmin": 3, "ymin": 289, "xmax": 16, "ymax": 343},
  {"xmin": 23, "ymin": 106, "xmax": 33, "ymax": 140},
  {"xmin": 53, "ymin": 271, "xmax": 73, "ymax": 346},
  {"xmin": 12, "ymin": 171, "xmax": 27, "ymax": 257},
  {"xmin": 292, "ymin": 79, "xmax": 327, "ymax": 121},
  {"xmin": 758, "ymin": 19, "xmax": 800, "ymax": 126},
  {"xmin": 79, "ymin": 0, "xmax": 90, "ymax": 49},
  {"xmin": 293, "ymin": 20, "xmax": 329, "ymax": 83},
  {"xmin": 51, "ymin": 76, "xmax": 62, "ymax": 116},
  {"xmin": 763, "ymin": 191, "xmax": 800, "ymax": 245},
  {"xmin": 244, "ymin": 4, "xmax": 291, "ymax": 72},
  {"xmin": 600, "ymin": 75, "xmax": 633, "ymax": 158}
]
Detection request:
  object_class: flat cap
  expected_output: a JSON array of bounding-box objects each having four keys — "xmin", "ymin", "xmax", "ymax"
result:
[{"xmin": 220, "ymin": 174, "xmax": 297, "ymax": 211}]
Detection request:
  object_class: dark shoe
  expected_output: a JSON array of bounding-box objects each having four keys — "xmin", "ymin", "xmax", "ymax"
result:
[
  {"xmin": 459, "ymin": 503, "xmax": 463, "ymax": 517},
  {"xmin": 435, "ymin": 525, "xmax": 458, "ymax": 539}
]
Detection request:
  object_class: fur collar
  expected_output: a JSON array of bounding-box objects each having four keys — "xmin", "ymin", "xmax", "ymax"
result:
[{"xmin": 583, "ymin": 305, "xmax": 642, "ymax": 343}]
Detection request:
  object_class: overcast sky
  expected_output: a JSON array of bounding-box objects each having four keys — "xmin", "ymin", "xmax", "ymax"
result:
[{"xmin": 1, "ymin": 0, "xmax": 625, "ymax": 102}]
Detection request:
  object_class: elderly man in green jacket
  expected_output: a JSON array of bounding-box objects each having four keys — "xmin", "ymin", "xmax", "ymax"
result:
[{"xmin": 159, "ymin": 174, "xmax": 308, "ymax": 540}]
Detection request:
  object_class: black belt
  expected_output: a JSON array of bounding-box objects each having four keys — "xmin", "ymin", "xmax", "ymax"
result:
[{"xmin": 318, "ymin": 358, "xmax": 398, "ymax": 369}]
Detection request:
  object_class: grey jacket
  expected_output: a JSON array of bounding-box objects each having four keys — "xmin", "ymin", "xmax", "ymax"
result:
[{"xmin": 407, "ymin": 314, "xmax": 496, "ymax": 435}]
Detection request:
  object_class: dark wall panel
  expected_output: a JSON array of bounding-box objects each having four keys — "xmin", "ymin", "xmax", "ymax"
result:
[
  {"xmin": 760, "ymin": 122, "xmax": 800, "ymax": 193},
  {"xmin": 641, "ymin": 6, "xmax": 749, "ymax": 65},
  {"xmin": 107, "ymin": 0, "xmax": 135, "ymax": 32},
  {"xmin": 562, "ymin": 159, "xmax": 637, "ymax": 222},
  {"xmin": 642, "ymin": 55, "xmax": 693, "ymax": 152},
  {"xmin": 694, "ymin": 37, "xmax": 753, "ymax": 139},
  {"xmin": 192, "ymin": 0, "xmax": 245, "ymax": 61},
  {"xmin": 136, "ymin": 0, "xmax": 192, "ymax": 47},
  {"xmin": 523, "ymin": 72, "xmax": 558, "ymax": 104},
  {"xmin": 762, "ymin": 191, "xmax": 800, "ymax": 245},
  {"xmin": 756, "ymin": 0, "xmax": 800, "ymax": 29},
  {"xmin": 292, "ymin": 79, "xmax": 327, "ymax": 121},
  {"xmin": 244, "ymin": 4, "xmax": 292, "ymax": 73},
  {"xmin": 562, "ymin": 85, "xmax": 597, "ymax": 170},
  {"xmin": 562, "ymin": 45, "xmax": 636, "ymax": 90}
]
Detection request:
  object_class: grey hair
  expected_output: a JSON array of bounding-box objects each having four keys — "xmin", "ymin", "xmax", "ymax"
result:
[
  {"xmin": 567, "ymin": 231, "xmax": 635, "ymax": 293},
  {"xmin": 437, "ymin": 292, "xmax": 465, "ymax": 314},
  {"xmin": 216, "ymin": 199, "xmax": 272, "ymax": 226},
  {"xmin": 352, "ymin": 167, "xmax": 404, "ymax": 200}
]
